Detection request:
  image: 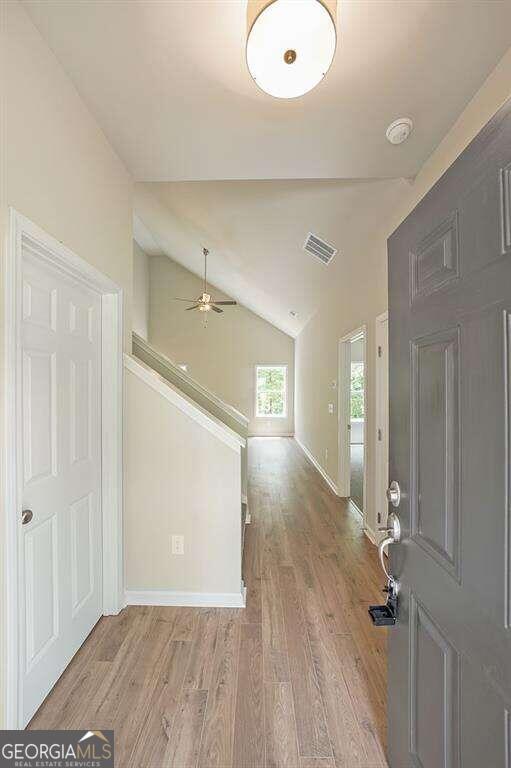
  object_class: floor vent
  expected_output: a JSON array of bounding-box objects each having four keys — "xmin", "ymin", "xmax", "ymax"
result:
[{"xmin": 303, "ymin": 232, "xmax": 337, "ymax": 265}]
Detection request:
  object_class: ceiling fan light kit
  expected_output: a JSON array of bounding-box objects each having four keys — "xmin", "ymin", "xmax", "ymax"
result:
[
  {"xmin": 246, "ymin": 0, "xmax": 337, "ymax": 99},
  {"xmin": 174, "ymin": 248, "xmax": 237, "ymax": 323}
]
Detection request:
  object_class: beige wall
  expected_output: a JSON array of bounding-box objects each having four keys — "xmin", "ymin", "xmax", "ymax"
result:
[
  {"xmin": 147, "ymin": 256, "xmax": 295, "ymax": 436},
  {"xmin": 0, "ymin": 0, "xmax": 133, "ymax": 725},
  {"xmin": 124, "ymin": 364, "xmax": 242, "ymax": 595},
  {"xmin": 295, "ymin": 44, "xmax": 511, "ymax": 539},
  {"xmin": 133, "ymin": 241, "xmax": 149, "ymax": 340}
]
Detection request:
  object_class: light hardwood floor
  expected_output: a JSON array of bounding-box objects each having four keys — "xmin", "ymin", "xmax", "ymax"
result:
[{"xmin": 29, "ymin": 437, "xmax": 388, "ymax": 768}]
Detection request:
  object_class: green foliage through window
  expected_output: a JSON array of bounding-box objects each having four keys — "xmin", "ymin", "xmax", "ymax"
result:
[
  {"xmin": 350, "ymin": 362, "xmax": 364, "ymax": 419},
  {"xmin": 256, "ymin": 366, "xmax": 286, "ymax": 417}
]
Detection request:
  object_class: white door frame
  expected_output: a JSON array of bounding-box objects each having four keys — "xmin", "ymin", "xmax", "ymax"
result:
[
  {"xmin": 337, "ymin": 325, "xmax": 367, "ymax": 523},
  {"xmin": 3, "ymin": 209, "xmax": 124, "ymax": 728},
  {"xmin": 374, "ymin": 311, "xmax": 389, "ymax": 544}
]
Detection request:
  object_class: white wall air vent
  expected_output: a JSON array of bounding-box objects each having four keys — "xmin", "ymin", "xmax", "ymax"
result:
[{"xmin": 303, "ymin": 232, "xmax": 337, "ymax": 265}]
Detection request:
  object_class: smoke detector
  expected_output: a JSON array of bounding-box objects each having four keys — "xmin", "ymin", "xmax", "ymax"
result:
[{"xmin": 386, "ymin": 118, "xmax": 413, "ymax": 145}]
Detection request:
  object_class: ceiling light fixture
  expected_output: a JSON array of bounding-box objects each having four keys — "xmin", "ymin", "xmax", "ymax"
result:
[{"xmin": 246, "ymin": 0, "xmax": 337, "ymax": 99}]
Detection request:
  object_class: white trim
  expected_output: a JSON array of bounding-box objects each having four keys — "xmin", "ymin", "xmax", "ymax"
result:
[
  {"xmin": 350, "ymin": 498, "xmax": 364, "ymax": 517},
  {"xmin": 294, "ymin": 436, "xmax": 340, "ymax": 496},
  {"xmin": 132, "ymin": 332, "xmax": 249, "ymax": 429},
  {"xmin": 124, "ymin": 354, "xmax": 245, "ymax": 453},
  {"xmin": 374, "ymin": 311, "xmax": 389, "ymax": 540},
  {"xmin": 248, "ymin": 431, "xmax": 294, "ymax": 438},
  {"xmin": 363, "ymin": 525, "xmax": 378, "ymax": 546},
  {"xmin": 3, "ymin": 210, "xmax": 124, "ymax": 728},
  {"xmin": 337, "ymin": 336, "xmax": 351, "ymax": 496},
  {"xmin": 241, "ymin": 492, "xmax": 251, "ymax": 522},
  {"xmin": 337, "ymin": 325, "xmax": 368, "ymax": 530},
  {"xmin": 125, "ymin": 586, "xmax": 247, "ymax": 608},
  {"xmin": 101, "ymin": 293, "xmax": 124, "ymax": 616},
  {"xmin": 255, "ymin": 363, "xmax": 288, "ymax": 419}
]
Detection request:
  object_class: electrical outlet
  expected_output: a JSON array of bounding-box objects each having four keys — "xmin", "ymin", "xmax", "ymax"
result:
[
  {"xmin": 172, "ymin": 535, "xmax": 184, "ymax": 555},
  {"xmin": 328, "ymin": 402, "xmax": 334, "ymax": 414}
]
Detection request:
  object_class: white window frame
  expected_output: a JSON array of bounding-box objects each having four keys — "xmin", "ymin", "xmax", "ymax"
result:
[{"xmin": 255, "ymin": 364, "xmax": 288, "ymax": 419}]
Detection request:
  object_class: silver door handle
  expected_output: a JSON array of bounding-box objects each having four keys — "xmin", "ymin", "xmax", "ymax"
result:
[
  {"xmin": 379, "ymin": 537, "xmax": 394, "ymax": 583},
  {"xmin": 378, "ymin": 510, "xmax": 401, "ymax": 585},
  {"xmin": 386, "ymin": 480, "xmax": 401, "ymax": 507},
  {"xmin": 22, "ymin": 509, "xmax": 33, "ymax": 525}
]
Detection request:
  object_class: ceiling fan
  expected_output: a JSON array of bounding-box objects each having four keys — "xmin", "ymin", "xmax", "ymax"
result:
[{"xmin": 174, "ymin": 248, "xmax": 237, "ymax": 314}]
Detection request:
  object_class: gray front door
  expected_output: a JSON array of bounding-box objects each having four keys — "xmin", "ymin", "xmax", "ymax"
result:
[{"xmin": 387, "ymin": 99, "xmax": 511, "ymax": 767}]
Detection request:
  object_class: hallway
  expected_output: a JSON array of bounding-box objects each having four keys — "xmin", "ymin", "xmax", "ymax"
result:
[{"xmin": 29, "ymin": 437, "xmax": 387, "ymax": 767}]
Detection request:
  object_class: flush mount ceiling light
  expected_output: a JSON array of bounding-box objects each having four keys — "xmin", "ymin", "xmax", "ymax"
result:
[{"xmin": 246, "ymin": 0, "xmax": 337, "ymax": 99}]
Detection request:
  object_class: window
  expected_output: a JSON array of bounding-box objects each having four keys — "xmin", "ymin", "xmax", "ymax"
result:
[
  {"xmin": 256, "ymin": 365, "xmax": 287, "ymax": 418},
  {"xmin": 350, "ymin": 361, "xmax": 364, "ymax": 419}
]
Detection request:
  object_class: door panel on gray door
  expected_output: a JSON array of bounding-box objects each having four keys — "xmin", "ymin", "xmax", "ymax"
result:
[
  {"xmin": 409, "ymin": 593, "xmax": 460, "ymax": 768},
  {"xmin": 410, "ymin": 327, "xmax": 460, "ymax": 581},
  {"xmin": 410, "ymin": 211, "xmax": 459, "ymax": 303},
  {"xmin": 388, "ymin": 98, "xmax": 511, "ymax": 767}
]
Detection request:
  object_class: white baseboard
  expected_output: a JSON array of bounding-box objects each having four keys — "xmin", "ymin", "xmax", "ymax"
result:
[
  {"xmin": 363, "ymin": 525, "xmax": 378, "ymax": 546},
  {"xmin": 247, "ymin": 432, "xmax": 294, "ymax": 438},
  {"xmin": 241, "ymin": 494, "xmax": 251, "ymax": 523},
  {"xmin": 364, "ymin": 525, "xmax": 387, "ymax": 547},
  {"xmin": 294, "ymin": 437, "xmax": 340, "ymax": 496},
  {"xmin": 349, "ymin": 498, "xmax": 363, "ymax": 517},
  {"xmin": 125, "ymin": 585, "xmax": 247, "ymax": 608}
]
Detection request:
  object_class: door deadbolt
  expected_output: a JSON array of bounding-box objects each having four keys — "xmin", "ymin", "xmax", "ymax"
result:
[{"xmin": 386, "ymin": 480, "xmax": 401, "ymax": 507}]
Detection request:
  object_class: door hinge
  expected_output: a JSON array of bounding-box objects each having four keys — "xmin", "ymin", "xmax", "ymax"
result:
[
  {"xmin": 378, "ymin": 428, "xmax": 382, "ymax": 441},
  {"xmin": 378, "ymin": 345, "xmax": 382, "ymax": 358},
  {"xmin": 377, "ymin": 512, "xmax": 381, "ymax": 524}
]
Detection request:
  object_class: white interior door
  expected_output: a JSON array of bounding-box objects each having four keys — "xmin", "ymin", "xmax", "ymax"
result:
[
  {"xmin": 20, "ymin": 248, "xmax": 102, "ymax": 725},
  {"xmin": 374, "ymin": 313, "xmax": 389, "ymax": 536}
]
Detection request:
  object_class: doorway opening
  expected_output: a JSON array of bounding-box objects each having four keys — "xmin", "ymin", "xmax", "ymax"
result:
[
  {"xmin": 349, "ymin": 333, "xmax": 365, "ymax": 513},
  {"xmin": 338, "ymin": 325, "xmax": 367, "ymax": 521}
]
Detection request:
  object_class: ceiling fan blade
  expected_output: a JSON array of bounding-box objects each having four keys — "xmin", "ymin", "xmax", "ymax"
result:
[
  {"xmin": 210, "ymin": 305, "xmax": 223, "ymax": 313},
  {"xmin": 185, "ymin": 304, "xmax": 201, "ymax": 311},
  {"xmin": 174, "ymin": 297, "xmax": 197, "ymax": 302},
  {"xmin": 212, "ymin": 301, "xmax": 237, "ymax": 306}
]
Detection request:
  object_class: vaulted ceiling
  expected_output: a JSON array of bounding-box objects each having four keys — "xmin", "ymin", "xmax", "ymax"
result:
[
  {"xmin": 23, "ymin": 0, "xmax": 511, "ymax": 182},
  {"xmin": 134, "ymin": 179, "xmax": 407, "ymax": 335},
  {"xmin": 23, "ymin": 0, "xmax": 511, "ymax": 333}
]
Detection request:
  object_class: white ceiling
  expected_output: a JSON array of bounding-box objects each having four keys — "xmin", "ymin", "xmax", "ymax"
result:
[
  {"xmin": 134, "ymin": 179, "xmax": 407, "ymax": 336},
  {"xmin": 22, "ymin": 0, "xmax": 511, "ymax": 335},
  {"xmin": 23, "ymin": 0, "xmax": 511, "ymax": 181}
]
